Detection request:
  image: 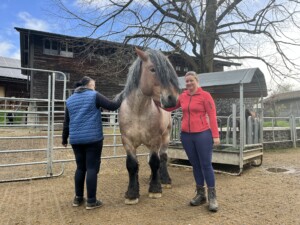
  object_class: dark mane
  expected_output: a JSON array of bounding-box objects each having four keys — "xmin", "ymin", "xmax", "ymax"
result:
[{"xmin": 121, "ymin": 49, "xmax": 179, "ymax": 98}]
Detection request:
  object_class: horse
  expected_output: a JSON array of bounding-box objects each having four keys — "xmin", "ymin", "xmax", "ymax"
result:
[{"xmin": 117, "ymin": 48, "xmax": 180, "ymax": 205}]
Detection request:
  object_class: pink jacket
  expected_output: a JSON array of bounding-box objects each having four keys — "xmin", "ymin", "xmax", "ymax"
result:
[{"xmin": 166, "ymin": 87, "xmax": 219, "ymax": 138}]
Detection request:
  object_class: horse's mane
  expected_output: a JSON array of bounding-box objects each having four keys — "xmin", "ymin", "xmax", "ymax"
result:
[{"xmin": 115, "ymin": 49, "xmax": 179, "ymax": 101}]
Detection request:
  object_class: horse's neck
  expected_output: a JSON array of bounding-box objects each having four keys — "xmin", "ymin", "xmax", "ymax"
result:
[{"xmin": 126, "ymin": 89, "xmax": 153, "ymax": 114}]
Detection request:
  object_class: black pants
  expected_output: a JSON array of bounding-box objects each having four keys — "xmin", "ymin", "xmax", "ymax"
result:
[{"xmin": 72, "ymin": 140, "xmax": 103, "ymax": 204}]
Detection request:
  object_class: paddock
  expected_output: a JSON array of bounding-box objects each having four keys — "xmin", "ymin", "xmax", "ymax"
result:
[
  {"xmin": 0, "ymin": 101, "xmax": 299, "ymax": 224},
  {"xmin": 0, "ymin": 148, "xmax": 299, "ymax": 225},
  {"xmin": 0, "ymin": 68, "xmax": 299, "ymax": 224}
]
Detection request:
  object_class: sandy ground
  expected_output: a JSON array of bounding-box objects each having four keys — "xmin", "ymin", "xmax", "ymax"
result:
[{"xmin": 0, "ymin": 148, "xmax": 299, "ymax": 225}]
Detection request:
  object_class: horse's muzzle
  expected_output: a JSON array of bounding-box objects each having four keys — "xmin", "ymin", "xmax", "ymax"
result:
[{"xmin": 161, "ymin": 95, "xmax": 177, "ymax": 108}]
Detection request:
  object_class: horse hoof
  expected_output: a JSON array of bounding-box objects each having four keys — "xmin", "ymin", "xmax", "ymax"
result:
[
  {"xmin": 162, "ymin": 184, "xmax": 172, "ymax": 189},
  {"xmin": 149, "ymin": 192, "xmax": 162, "ymax": 198},
  {"xmin": 125, "ymin": 198, "xmax": 139, "ymax": 205}
]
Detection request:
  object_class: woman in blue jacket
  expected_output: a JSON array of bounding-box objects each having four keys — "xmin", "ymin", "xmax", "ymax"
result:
[{"xmin": 62, "ymin": 76, "xmax": 121, "ymax": 210}]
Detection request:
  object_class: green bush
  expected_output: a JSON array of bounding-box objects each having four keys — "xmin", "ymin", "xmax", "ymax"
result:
[
  {"xmin": 0, "ymin": 112, "xmax": 4, "ymax": 123},
  {"xmin": 0, "ymin": 112, "xmax": 24, "ymax": 124}
]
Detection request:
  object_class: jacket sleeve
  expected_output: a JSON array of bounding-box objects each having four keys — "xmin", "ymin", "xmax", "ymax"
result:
[
  {"xmin": 204, "ymin": 93, "xmax": 219, "ymax": 138},
  {"xmin": 62, "ymin": 107, "xmax": 70, "ymax": 145},
  {"xmin": 96, "ymin": 92, "xmax": 122, "ymax": 111}
]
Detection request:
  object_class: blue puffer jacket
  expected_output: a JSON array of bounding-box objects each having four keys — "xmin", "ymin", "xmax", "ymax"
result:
[{"xmin": 66, "ymin": 89, "xmax": 103, "ymax": 144}]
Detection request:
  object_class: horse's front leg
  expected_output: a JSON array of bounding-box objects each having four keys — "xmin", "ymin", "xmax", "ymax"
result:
[
  {"xmin": 148, "ymin": 152, "xmax": 162, "ymax": 198},
  {"xmin": 159, "ymin": 132, "xmax": 172, "ymax": 188},
  {"xmin": 125, "ymin": 152, "xmax": 140, "ymax": 205},
  {"xmin": 159, "ymin": 151, "xmax": 172, "ymax": 188}
]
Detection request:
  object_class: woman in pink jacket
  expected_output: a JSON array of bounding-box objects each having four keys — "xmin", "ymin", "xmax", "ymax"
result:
[{"xmin": 165, "ymin": 71, "xmax": 220, "ymax": 212}]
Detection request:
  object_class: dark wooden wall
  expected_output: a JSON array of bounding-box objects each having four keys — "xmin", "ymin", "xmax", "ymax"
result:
[
  {"xmin": 18, "ymin": 30, "xmax": 227, "ymax": 100},
  {"xmin": 26, "ymin": 34, "xmax": 129, "ymax": 99},
  {"xmin": 0, "ymin": 79, "xmax": 29, "ymax": 98}
]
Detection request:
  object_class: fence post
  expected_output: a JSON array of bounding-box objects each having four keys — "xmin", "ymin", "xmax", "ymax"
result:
[{"xmin": 290, "ymin": 115, "xmax": 296, "ymax": 148}]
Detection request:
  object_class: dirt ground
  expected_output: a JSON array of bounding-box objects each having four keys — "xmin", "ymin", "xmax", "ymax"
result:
[{"xmin": 0, "ymin": 148, "xmax": 299, "ymax": 225}]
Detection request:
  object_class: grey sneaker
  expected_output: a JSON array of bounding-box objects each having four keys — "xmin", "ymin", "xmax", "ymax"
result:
[
  {"xmin": 72, "ymin": 196, "xmax": 84, "ymax": 207},
  {"xmin": 86, "ymin": 200, "xmax": 103, "ymax": 210}
]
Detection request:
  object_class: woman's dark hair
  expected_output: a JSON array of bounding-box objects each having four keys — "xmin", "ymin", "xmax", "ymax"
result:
[{"xmin": 75, "ymin": 76, "xmax": 93, "ymax": 88}]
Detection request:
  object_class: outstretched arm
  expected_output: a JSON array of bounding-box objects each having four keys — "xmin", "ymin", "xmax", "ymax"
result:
[{"xmin": 96, "ymin": 92, "xmax": 122, "ymax": 111}]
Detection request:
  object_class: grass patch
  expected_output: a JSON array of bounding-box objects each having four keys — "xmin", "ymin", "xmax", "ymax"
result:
[{"xmin": 263, "ymin": 120, "xmax": 290, "ymax": 127}]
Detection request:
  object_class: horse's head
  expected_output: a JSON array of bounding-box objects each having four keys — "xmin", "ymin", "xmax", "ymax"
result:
[{"xmin": 136, "ymin": 48, "xmax": 180, "ymax": 108}]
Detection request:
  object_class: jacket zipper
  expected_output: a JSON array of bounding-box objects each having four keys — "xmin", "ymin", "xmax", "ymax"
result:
[
  {"xmin": 188, "ymin": 95, "xmax": 192, "ymax": 132},
  {"xmin": 200, "ymin": 115, "xmax": 204, "ymax": 125}
]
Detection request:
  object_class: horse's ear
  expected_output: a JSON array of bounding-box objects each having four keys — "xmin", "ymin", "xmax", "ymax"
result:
[{"xmin": 135, "ymin": 47, "xmax": 148, "ymax": 61}]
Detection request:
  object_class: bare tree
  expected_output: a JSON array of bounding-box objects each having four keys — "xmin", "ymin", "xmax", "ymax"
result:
[{"xmin": 51, "ymin": 0, "xmax": 300, "ymax": 80}]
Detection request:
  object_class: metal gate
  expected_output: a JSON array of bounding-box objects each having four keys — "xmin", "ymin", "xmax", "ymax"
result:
[
  {"xmin": 0, "ymin": 66, "xmax": 69, "ymax": 182},
  {"xmin": 0, "ymin": 66, "xmax": 149, "ymax": 183}
]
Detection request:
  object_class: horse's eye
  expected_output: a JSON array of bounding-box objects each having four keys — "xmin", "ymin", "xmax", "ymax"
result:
[{"xmin": 150, "ymin": 68, "xmax": 156, "ymax": 73}]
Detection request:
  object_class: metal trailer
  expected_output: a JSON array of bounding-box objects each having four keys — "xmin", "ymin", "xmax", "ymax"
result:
[{"xmin": 167, "ymin": 68, "xmax": 268, "ymax": 175}]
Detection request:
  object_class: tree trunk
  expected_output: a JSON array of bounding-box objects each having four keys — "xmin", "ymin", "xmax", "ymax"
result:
[{"xmin": 202, "ymin": 0, "xmax": 217, "ymax": 73}]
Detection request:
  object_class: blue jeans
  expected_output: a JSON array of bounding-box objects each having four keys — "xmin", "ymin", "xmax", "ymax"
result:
[
  {"xmin": 72, "ymin": 140, "xmax": 103, "ymax": 203},
  {"xmin": 181, "ymin": 130, "xmax": 215, "ymax": 187}
]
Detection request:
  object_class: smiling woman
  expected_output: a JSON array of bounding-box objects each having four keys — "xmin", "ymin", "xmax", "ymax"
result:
[{"xmin": 163, "ymin": 70, "xmax": 220, "ymax": 212}]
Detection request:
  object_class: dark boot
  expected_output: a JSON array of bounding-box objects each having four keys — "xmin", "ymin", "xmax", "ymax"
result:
[
  {"xmin": 208, "ymin": 187, "xmax": 218, "ymax": 212},
  {"xmin": 190, "ymin": 185, "xmax": 206, "ymax": 206}
]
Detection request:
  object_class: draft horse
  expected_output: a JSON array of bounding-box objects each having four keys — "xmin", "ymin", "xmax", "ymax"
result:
[{"xmin": 118, "ymin": 48, "xmax": 180, "ymax": 204}]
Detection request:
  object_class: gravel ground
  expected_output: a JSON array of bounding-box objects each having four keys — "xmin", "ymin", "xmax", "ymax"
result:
[{"xmin": 0, "ymin": 148, "xmax": 299, "ymax": 225}]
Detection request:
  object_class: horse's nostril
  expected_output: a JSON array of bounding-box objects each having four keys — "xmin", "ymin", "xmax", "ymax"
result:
[
  {"xmin": 169, "ymin": 95, "xmax": 177, "ymax": 101},
  {"xmin": 165, "ymin": 95, "xmax": 177, "ymax": 107}
]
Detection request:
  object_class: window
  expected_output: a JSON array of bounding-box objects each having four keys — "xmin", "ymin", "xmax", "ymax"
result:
[
  {"xmin": 44, "ymin": 40, "xmax": 50, "ymax": 49},
  {"xmin": 52, "ymin": 41, "xmax": 58, "ymax": 50},
  {"xmin": 175, "ymin": 66, "xmax": 181, "ymax": 71},
  {"xmin": 183, "ymin": 67, "xmax": 189, "ymax": 72},
  {"xmin": 43, "ymin": 39, "xmax": 58, "ymax": 55},
  {"xmin": 56, "ymin": 72, "xmax": 70, "ymax": 81},
  {"xmin": 60, "ymin": 42, "xmax": 73, "ymax": 58},
  {"xmin": 43, "ymin": 39, "xmax": 73, "ymax": 58}
]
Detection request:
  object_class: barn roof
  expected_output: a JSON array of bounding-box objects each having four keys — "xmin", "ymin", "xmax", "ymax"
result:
[
  {"xmin": 264, "ymin": 90, "xmax": 300, "ymax": 103},
  {"xmin": 178, "ymin": 68, "xmax": 268, "ymax": 98},
  {"xmin": 0, "ymin": 56, "xmax": 27, "ymax": 80}
]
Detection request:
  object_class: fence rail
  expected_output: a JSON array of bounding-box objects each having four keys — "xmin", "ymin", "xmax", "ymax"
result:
[{"xmin": 1, "ymin": 95, "xmax": 300, "ymax": 182}]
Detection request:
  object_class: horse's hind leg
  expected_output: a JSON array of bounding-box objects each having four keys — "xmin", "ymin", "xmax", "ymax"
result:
[
  {"xmin": 125, "ymin": 153, "xmax": 140, "ymax": 205},
  {"xmin": 148, "ymin": 152, "xmax": 162, "ymax": 198}
]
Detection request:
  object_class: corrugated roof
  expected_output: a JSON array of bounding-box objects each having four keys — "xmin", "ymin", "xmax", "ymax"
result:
[
  {"xmin": 178, "ymin": 68, "xmax": 268, "ymax": 98},
  {"xmin": 0, "ymin": 56, "xmax": 27, "ymax": 80},
  {"xmin": 264, "ymin": 90, "xmax": 300, "ymax": 103}
]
